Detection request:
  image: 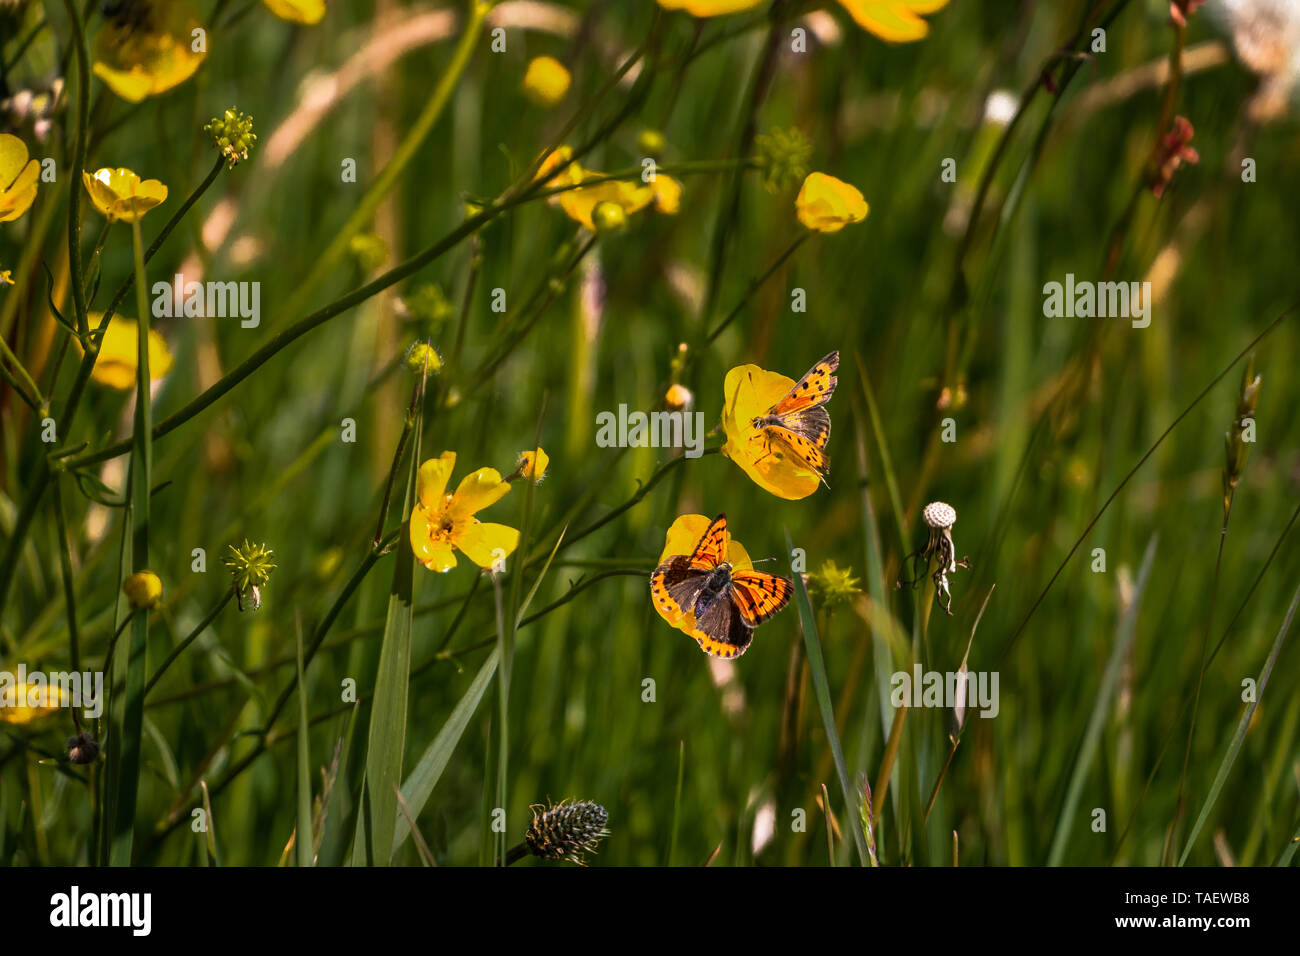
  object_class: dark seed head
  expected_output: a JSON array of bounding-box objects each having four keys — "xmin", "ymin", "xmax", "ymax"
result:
[
  {"xmin": 66, "ymin": 733, "xmax": 100, "ymax": 765},
  {"xmin": 524, "ymin": 800, "xmax": 610, "ymax": 864}
]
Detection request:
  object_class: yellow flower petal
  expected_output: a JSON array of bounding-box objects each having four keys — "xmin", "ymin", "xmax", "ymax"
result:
[
  {"xmin": 720, "ymin": 364, "xmax": 822, "ymax": 500},
  {"xmin": 0, "ymin": 133, "xmax": 28, "ymax": 185},
  {"xmin": 263, "ymin": 0, "xmax": 326, "ymax": 24},
  {"xmin": 412, "ymin": 527, "xmax": 458, "ymax": 573},
  {"xmin": 657, "ymin": 0, "xmax": 764, "ymax": 16},
  {"xmin": 0, "ymin": 134, "xmax": 38, "ymax": 223},
  {"xmin": 654, "ymin": 514, "xmax": 753, "ymax": 636},
  {"xmin": 417, "ymin": 452, "xmax": 457, "ymax": 512},
  {"xmin": 837, "ymin": 0, "xmax": 933, "ymax": 42},
  {"xmin": 447, "ymin": 467, "xmax": 510, "ymax": 520},
  {"xmin": 517, "ymin": 447, "xmax": 550, "ymax": 482},
  {"xmin": 455, "ymin": 521, "xmax": 521, "ymax": 570},
  {"xmin": 652, "ymin": 174, "xmax": 682, "ymax": 215},
  {"xmin": 795, "ymin": 172, "xmax": 868, "ymax": 234}
]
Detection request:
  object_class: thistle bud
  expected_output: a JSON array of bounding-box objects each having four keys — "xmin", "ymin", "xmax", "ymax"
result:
[{"xmin": 523, "ymin": 800, "xmax": 610, "ymax": 864}]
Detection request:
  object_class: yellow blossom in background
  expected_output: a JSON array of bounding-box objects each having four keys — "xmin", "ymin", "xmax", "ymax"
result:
[
  {"xmin": 0, "ymin": 269, "xmax": 13, "ymax": 286},
  {"xmin": 838, "ymin": 0, "xmax": 949, "ymax": 43},
  {"xmin": 515, "ymin": 447, "xmax": 550, "ymax": 483},
  {"xmin": 720, "ymin": 363, "xmax": 822, "ymax": 500},
  {"xmin": 652, "ymin": 514, "xmax": 754, "ymax": 638},
  {"xmin": 123, "ymin": 571, "xmax": 163, "ymax": 609},
  {"xmin": 0, "ymin": 133, "xmax": 39, "ymax": 222},
  {"xmin": 410, "ymin": 451, "xmax": 520, "ymax": 573},
  {"xmin": 0, "ymin": 677, "xmax": 69, "ymax": 726},
  {"xmin": 82, "ymin": 168, "xmax": 168, "ymax": 222},
  {"xmin": 522, "ymin": 56, "xmax": 571, "ymax": 108},
  {"xmin": 651, "ymin": 174, "xmax": 682, "ymax": 215},
  {"xmin": 795, "ymin": 172, "xmax": 868, "ymax": 233},
  {"xmin": 665, "ymin": 383, "xmax": 693, "ymax": 410},
  {"xmin": 82, "ymin": 311, "xmax": 174, "ymax": 390},
  {"xmin": 657, "ymin": 0, "xmax": 763, "ymax": 16},
  {"xmin": 92, "ymin": 0, "xmax": 208, "ymax": 102},
  {"xmin": 263, "ymin": 0, "xmax": 326, "ymax": 24}
]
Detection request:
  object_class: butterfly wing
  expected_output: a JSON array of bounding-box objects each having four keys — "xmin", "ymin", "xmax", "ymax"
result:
[
  {"xmin": 691, "ymin": 589, "xmax": 754, "ymax": 659},
  {"xmin": 767, "ymin": 351, "xmax": 839, "ymax": 418},
  {"xmin": 686, "ymin": 513, "xmax": 729, "ymax": 570},
  {"xmin": 764, "ymin": 421, "xmax": 830, "ymax": 473},
  {"xmin": 730, "ymin": 570, "xmax": 794, "ymax": 626},
  {"xmin": 650, "ymin": 555, "xmax": 708, "ymax": 623}
]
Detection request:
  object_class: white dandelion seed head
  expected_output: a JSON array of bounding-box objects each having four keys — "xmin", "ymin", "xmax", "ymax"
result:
[{"xmin": 923, "ymin": 501, "xmax": 957, "ymax": 529}]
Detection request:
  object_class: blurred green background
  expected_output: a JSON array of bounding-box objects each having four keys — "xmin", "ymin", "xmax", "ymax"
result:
[{"xmin": 2, "ymin": 0, "xmax": 1299, "ymax": 866}]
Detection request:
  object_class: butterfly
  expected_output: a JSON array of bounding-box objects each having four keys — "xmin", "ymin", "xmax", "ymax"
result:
[
  {"xmin": 650, "ymin": 514, "xmax": 793, "ymax": 659},
  {"xmin": 749, "ymin": 351, "xmax": 839, "ymax": 481}
]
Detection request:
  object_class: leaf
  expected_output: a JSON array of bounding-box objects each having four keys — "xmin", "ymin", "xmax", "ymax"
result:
[{"xmin": 392, "ymin": 646, "xmax": 500, "ymax": 853}]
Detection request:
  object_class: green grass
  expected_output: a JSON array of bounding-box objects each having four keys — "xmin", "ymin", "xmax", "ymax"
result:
[{"xmin": 2, "ymin": 0, "xmax": 1300, "ymax": 867}]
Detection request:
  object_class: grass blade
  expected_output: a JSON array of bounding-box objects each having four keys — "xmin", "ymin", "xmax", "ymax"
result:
[
  {"xmin": 786, "ymin": 527, "xmax": 869, "ymax": 866},
  {"xmin": 350, "ymin": 392, "xmax": 423, "ymax": 866},
  {"xmin": 393, "ymin": 646, "xmax": 501, "ymax": 853},
  {"xmin": 295, "ymin": 615, "xmax": 314, "ymax": 867},
  {"xmin": 1179, "ymin": 581, "xmax": 1300, "ymax": 865},
  {"xmin": 1047, "ymin": 534, "xmax": 1157, "ymax": 865}
]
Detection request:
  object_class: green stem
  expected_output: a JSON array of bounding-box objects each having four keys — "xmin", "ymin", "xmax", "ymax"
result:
[
  {"xmin": 61, "ymin": 0, "xmax": 90, "ymax": 337},
  {"xmin": 143, "ymin": 590, "xmax": 236, "ymax": 698}
]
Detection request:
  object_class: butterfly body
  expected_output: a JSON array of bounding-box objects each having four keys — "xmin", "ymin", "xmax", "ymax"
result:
[
  {"xmin": 749, "ymin": 351, "xmax": 839, "ymax": 480},
  {"xmin": 650, "ymin": 515, "xmax": 793, "ymax": 659}
]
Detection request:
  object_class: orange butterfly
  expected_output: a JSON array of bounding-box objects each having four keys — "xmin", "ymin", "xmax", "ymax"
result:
[
  {"xmin": 650, "ymin": 514, "xmax": 793, "ymax": 658},
  {"xmin": 749, "ymin": 351, "xmax": 839, "ymax": 482}
]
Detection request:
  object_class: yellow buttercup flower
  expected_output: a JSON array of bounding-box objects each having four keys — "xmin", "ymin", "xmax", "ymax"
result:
[
  {"xmin": 82, "ymin": 168, "xmax": 168, "ymax": 222},
  {"xmin": 651, "ymin": 514, "xmax": 755, "ymax": 637},
  {"xmin": 81, "ymin": 311, "xmax": 174, "ymax": 390},
  {"xmin": 263, "ymin": 0, "xmax": 326, "ymax": 24},
  {"xmin": 123, "ymin": 571, "xmax": 163, "ymax": 610},
  {"xmin": 0, "ymin": 133, "xmax": 39, "ymax": 223},
  {"xmin": 720, "ymin": 363, "xmax": 821, "ymax": 500},
  {"xmin": 838, "ymin": 0, "xmax": 949, "ymax": 43},
  {"xmin": 795, "ymin": 172, "xmax": 868, "ymax": 234},
  {"xmin": 92, "ymin": 0, "xmax": 208, "ymax": 103},
  {"xmin": 0, "ymin": 676, "xmax": 69, "ymax": 726},
  {"xmin": 523, "ymin": 56, "xmax": 571, "ymax": 108},
  {"xmin": 558, "ymin": 165, "xmax": 654, "ymax": 232},
  {"xmin": 410, "ymin": 451, "xmax": 520, "ymax": 573},
  {"xmin": 657, "ymin": 0, "xmax": 763, "ymax": 16},
  {"xmin": 514, "ymin": 447, "xmax": 549, "ymax": 483}
]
